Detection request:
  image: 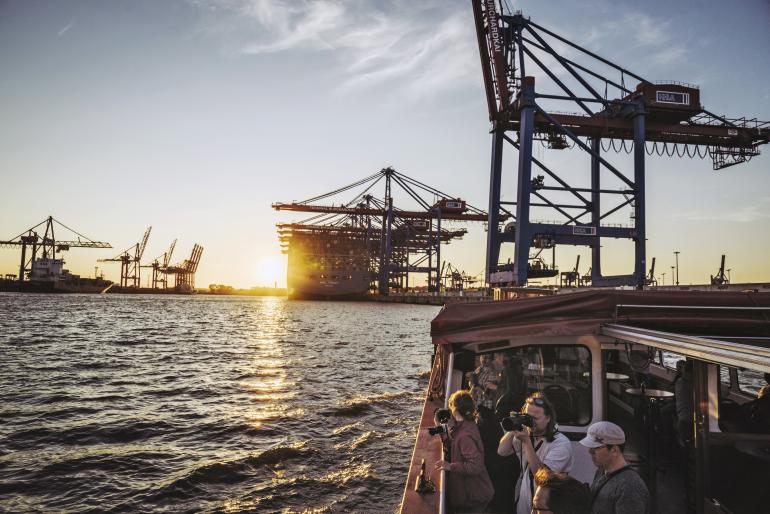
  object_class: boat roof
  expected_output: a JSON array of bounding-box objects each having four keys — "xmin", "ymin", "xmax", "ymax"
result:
[{"xmin": 431, "ymin": 289, "xmax": 770, "ymax": 346}]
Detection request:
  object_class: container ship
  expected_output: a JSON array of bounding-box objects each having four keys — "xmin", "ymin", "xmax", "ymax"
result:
[
  {"xmin": 282, "ymin": 225, "xmax": 374, "ymax": 300},
  {"xmin": 0, "ymin": 257, "xmax": 112, "ymax": 293}
]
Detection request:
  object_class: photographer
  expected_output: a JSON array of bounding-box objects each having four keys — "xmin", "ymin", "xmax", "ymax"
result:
[
  {"xmin": 497, "ymin": 392, "xmax": 574, "ymax": 514},
  {"xmin": 434, "ymin": 390, "xmax": 494, "ymax": 513}
]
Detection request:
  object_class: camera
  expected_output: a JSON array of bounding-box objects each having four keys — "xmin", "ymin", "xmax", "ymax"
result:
[
  {"xmin": 500, "ymin": 413, "xmax": 534, "ymax": 432},
  {"xmin": 428, "ymin": 408, "xmax": 451, "ymax": 436}
]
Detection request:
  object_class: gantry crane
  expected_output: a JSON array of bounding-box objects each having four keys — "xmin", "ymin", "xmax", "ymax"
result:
[
  {"xmin": 711, "ymin": 255, "xmax": 729, "ymax": 285},
  {"xmin": 141, "ymin": 239, "xmax": 176, "ymax": 289},
  {"xmin": 98, "ymin": 226, "xmax": 151, "ymax": 287},
  {"xmin": 274, "ymin": 166, "xmax": 496, "ymax": 295},
  {"xmin": 163, "ymin": 243, "xmax": 203, "ymax": 291},
  {"xmin": 0, "ymin": 216, "xmax": 111, "ymax": 282},
  {"xmin": 471, "ymin": 5, "xmax": 769, "ymax": 288}
]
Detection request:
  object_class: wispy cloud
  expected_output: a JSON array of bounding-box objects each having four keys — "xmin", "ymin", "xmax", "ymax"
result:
[
  {"xmin": 190, "ymin": 0, "xmax": 479, "ymax": 100},
  {"xmin": 678, "ymin": 202, "xmax": 770, "ymax": 223},
  {"xmin": 58, "ymin": 20, "xmax": 74, "ymax": 37}
]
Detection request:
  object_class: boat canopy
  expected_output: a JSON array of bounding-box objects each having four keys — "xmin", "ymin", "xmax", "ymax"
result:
[{"xmin": 431, "ymin": 290, "xmax": 770, "ymax": 345}]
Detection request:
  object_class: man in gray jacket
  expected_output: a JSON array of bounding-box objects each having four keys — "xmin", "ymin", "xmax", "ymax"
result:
[{"xmin": 579, "ymin": 421, "xmax": 649, "ymax": 514}]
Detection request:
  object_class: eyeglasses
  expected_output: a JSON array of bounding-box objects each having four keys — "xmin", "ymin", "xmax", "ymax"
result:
[{"xmin": 526, "ymin": 397, "xmax": 547, "ymax": 407}]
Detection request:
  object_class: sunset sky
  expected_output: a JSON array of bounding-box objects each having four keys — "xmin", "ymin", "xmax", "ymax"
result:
[{"xmin": 1, "ymin": 0, "xmax": 769, "ymax": 288}]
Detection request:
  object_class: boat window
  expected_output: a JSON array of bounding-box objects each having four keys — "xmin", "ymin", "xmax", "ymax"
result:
[
  {"xmin": 719, "ymin": 365, "xmax": 731, "ymax": 387},
  {"xmin": 467, "ymin": 346, "xmax": 592, "ymax": 426},
  {"xmin": 661, "ymin": 351, "xmax": 685, "ymax": 369}
]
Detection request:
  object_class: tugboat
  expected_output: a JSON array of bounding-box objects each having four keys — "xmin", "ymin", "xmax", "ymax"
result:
[{"xmin": 401, "ymin": 290, "xmax": 770, "ymax": 514}]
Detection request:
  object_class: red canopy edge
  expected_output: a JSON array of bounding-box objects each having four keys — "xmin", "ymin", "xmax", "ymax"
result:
[{"xmin": 430, "ymin": 290, "xmax": 770, "ymax": 345}]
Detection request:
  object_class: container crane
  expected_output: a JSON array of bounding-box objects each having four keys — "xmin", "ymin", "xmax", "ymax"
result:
[
  {"xmin": 141, "ymin": 239, "xmax": 176, "ymax": 289},
  {"xmin": 0, "ymin": 216, "xmax": 111, "ymax": 282},
  {"xmin": 163, "ymin": 243, "xmax": 203, "ymax": 292},
  {"xmin": 711, "ymin": 255, "xmax": 729, "ymax": 285},
  {"xmin": 274, "ymin": 166, "xmax": 496, "ymax": 295},
  {"xmin": 98, "ymin": 226, "xmax": 151, "ymax": 287},
  {"xmin": 471, "ymin": 6, "xmax": 769, "ymax": 288}
]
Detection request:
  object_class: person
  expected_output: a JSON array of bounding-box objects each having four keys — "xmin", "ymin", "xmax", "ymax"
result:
[
  {"xmin": 479, "ymin": 395, "xmax": 521, "ymax": 513},
  {"xmin": 472, "ymin": 353, "xmax": 501, "ymax": 419},
  {"xmin": 498, "ymin": 355, "xmax": 527, "ymax": 411},
  {"xmin": 673, "ymin": 360, "xmax": 694, "ymax": 445},
  {"xmin": 435, "ymin": 390, "xmax": 494, "ymax": 513},
  {"xmin": 498, "ymin": 392, "xmax": 574, "ymax": 514},
  {"xmin": 579, "ymin": 421, "xmax": 649, "ymax": 514},
  {"xmin": 746, "ymin": 373, "xmax": 770, "ymax": 433},
  {"xmin": 531, "ymin": 468, "xmax": 591, "ymax": 514}
]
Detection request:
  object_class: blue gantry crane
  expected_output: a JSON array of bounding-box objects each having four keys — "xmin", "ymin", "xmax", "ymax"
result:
[{"xmin": 471, "ymin": 4, "xmax": 769, "ymax": 288}]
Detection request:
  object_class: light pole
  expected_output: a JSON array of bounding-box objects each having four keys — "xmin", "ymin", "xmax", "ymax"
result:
[
  {"xmin": 671, "ymin": 266, "xmax": 675, "ymax": 286},
  {"xmin": 674, "ymin": 251, "xmax": 680, "ymax": 285},
  {"xmin": 661, "ymin": 272, "xmax": 666, "ymax": 285},
  {"xmin": 727, "ymin": 268, "xmax": 731, "ymax": 283}
]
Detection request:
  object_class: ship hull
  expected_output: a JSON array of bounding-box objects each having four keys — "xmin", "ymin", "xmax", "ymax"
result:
[
  {"xmin": 0, "ymin": 278, "xmax": 112, "ymax": 294},
  {"xmin": 288, "ymin": 268, "xmax": 372, "ymax": 301}
]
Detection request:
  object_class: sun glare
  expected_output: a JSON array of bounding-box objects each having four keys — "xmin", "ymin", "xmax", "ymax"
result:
[{"xmin": 255, "ymin": 256, "xmax": 286, "ymax": 287}]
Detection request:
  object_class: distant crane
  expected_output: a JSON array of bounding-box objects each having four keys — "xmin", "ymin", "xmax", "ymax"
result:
[
  {"xmin": 164, "ymin": 243, "xmax": 203, "ymax": 292},
  {"xmin": 141, "ymin": 239, "xmax": 176, "ymax": 289},
  {"xmin": 98, "ymin": 227, "xmax": 152, "ymax": 287},
  {"xmin": 560, "ymin": 255, "xmax": 582, "ymax": 288},
  {"xmin": 646, "ymin": 257, "xmax": 658, "ymax": 286},
  {"xmin": 711, "ymin": 255, "xmax": 729, "ymax": 285},
  {"xmin": 0, "ymin": 216, "xmax": 112, "ymax": 282}
]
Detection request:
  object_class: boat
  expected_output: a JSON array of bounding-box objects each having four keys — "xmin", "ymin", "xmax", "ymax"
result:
[
  {"xmin": 401, "ymin": 290, "xmax": 770, "ymax": 514},
  {"xmin": 284, "ymin": 229, "xmax": 373, "ymax": 300},
  {"xmin": 0, "ymin": 257, "xmax": 112, "ymax": 293}
]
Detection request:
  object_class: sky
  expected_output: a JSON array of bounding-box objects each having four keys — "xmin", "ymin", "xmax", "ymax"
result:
[{"xmin": 1, "ymin": 0, "xmax": 769, "ymax": 288}]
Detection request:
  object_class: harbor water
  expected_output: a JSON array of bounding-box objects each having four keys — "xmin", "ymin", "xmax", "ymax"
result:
[{"xmin": 0, "ymin": 293, "xmax": 441, "ymax": 513}]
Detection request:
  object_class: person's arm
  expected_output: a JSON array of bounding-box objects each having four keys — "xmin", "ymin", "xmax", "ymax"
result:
[
  {"xmin": 498, "ymin": 431, "xmax": 516, "ymax": 456},
  {"xmin": 516, "ymin": 431, "xmax": 546, "ymax": 473}
]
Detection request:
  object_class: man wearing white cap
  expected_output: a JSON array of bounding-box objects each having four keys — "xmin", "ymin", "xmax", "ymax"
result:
[{"xmin": 579, "ymin": 421, "xmax": 649, "ymax": 514}]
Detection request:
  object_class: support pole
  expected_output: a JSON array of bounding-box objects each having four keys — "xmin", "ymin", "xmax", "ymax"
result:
[
  {"xmin": 513, "ymin": 76, "xmax": 537, "ymax": 285},
  {"xmin": 486, "ymin": 130, "xmax": 504, "ymax": 282},
  {"xmin": 633, "ymin": 99, "xmax": 647, "ymax": 289},
  {"xmin": 591, "ymin": 137, "xmax": 602, "ymax": 283}
]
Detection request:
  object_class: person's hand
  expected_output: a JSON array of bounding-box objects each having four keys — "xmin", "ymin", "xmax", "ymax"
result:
[
  {"xmin": 434, "ymin": 460, "xmax": 451, "ymax": 472},
  {"xmin": 512, "ymin": 428, "xmax": 530, "ymax": 442}
]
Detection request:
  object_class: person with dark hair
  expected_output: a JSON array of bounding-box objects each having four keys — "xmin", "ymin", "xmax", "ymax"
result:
[
  {"xmin": 532, "ymin": 468, "xmax": 591, "ymax": 514},
  {"xmin": 472, "ymin": 353, "xmax": 501, "ymax": 419},
  {"xmin": 435, "ymin": 390, "xmax": 494, "ymax": 512},
  {"xmin": 579, "ymin": 421, "xmax": 649, "ymax": 514},
  {"xmin": 498, "ymin": 392, "xmax": 574, "ymax": 514}
]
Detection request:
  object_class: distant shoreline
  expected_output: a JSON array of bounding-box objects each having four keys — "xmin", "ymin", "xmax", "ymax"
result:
[{"xmin": 198, "ymin": 286, "xmax": 288, "ymax": 297}]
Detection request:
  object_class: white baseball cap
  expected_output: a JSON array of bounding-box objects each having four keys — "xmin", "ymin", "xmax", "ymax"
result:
[{"xmin": 579, "ymin": 421, "xmax": 626, "ymax": 448}]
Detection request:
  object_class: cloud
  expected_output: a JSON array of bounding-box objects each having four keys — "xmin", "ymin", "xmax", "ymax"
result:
[
  {"xmin": 190, "ymin": 0, "xmax": 479, "ymax": 99},
  {"xmin": 678, "ymin": 203, "xmax": 770, "ymax": 223},
  {"xmin": 58, "ymin": 21, "xmax": 74, "ymax": 36}
]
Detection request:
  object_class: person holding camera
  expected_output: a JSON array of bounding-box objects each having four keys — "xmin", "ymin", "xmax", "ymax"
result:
[
  {"xmin": 435, "ymin": 390, "xmax": 494, "ymax": 513},
  {"xmin": 497, "ymin": 392, "xmax": 574, "ymax": 514}
]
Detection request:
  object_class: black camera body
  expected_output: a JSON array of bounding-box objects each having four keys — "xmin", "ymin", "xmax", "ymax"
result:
[
  {"xmin": 500, "ymin": 413, "xmax": 534, "ymax": 432},
  {"xmin": 428, "ymin": 408, "xmax": 452, "ymax": 436}
]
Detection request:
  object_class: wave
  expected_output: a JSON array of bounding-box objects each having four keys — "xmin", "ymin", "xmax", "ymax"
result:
[{"xmin": 323, "ymin": 391, "xmax": 421, "ymax": 417}]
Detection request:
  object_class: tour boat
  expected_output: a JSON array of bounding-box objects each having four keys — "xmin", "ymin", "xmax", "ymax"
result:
[{"xmin": 401, "ymin": 290, "xmax": 770, "ymax": 514}]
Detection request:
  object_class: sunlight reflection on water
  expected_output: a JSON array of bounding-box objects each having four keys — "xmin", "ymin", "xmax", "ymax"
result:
[{"xmin": 0, "ymin": 293, "xmax": 439, "ymax": 513}]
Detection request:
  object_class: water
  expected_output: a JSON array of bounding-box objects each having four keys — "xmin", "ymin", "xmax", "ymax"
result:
[{"xmin": 0, "ymin": 293, "xmax": 440, "ymax": 513}]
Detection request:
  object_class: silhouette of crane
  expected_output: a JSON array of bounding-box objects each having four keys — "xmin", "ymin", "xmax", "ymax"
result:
[
  {"xmin": 98, "ymin": 227, "xmax": 151, "ymax": 287},
  {"xmin": 0, "ymin": 216, "xmax": 111, "ymax": 282}
]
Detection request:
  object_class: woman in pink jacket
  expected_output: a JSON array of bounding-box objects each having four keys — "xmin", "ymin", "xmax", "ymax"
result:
[{"xmin": 436, "ymin": 390, "xmax": 495, "ymax": 513}]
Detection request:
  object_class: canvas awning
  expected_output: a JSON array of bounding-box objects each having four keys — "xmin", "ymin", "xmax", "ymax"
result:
[{"xmin": 431, "ymin": 290, "xmax": 770, "ymax": 346}]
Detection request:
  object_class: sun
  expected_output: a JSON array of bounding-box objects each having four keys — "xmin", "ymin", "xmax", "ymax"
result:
[{"xmin": 255, "ymin": 256, "xmax": 286, "ymax": 287}]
